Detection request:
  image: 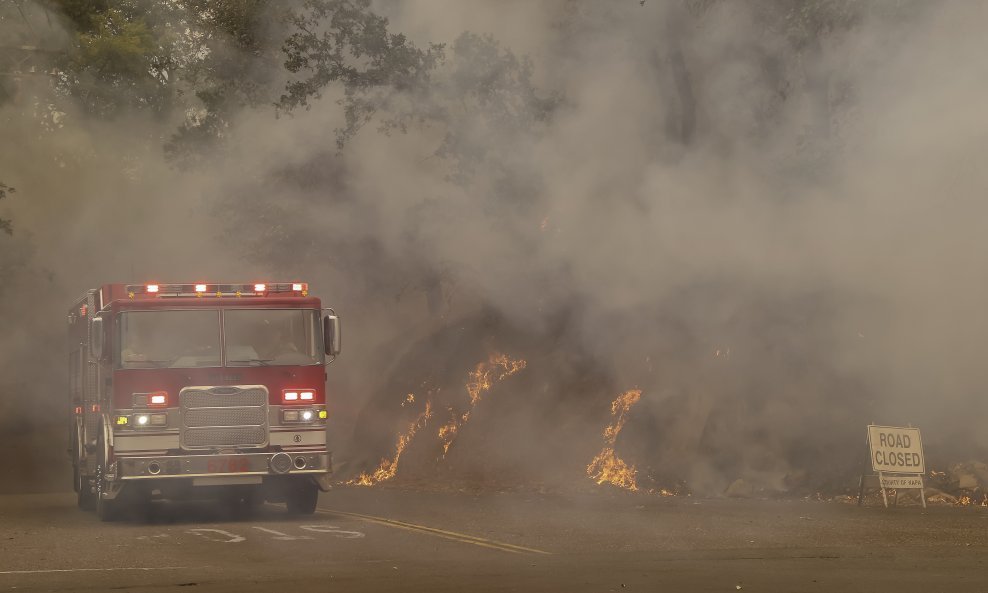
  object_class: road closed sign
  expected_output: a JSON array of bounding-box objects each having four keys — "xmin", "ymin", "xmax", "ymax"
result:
[{"xmin": 867, "ymin": 425, "xmax": 925, "ymax": 474}]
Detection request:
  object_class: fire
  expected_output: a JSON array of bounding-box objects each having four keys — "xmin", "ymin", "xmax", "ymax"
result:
[
  {"xmin": 956, "ymin": 494, "xmax": 987, "ymax": 507},
  {"xmin": 437, "ymin": 353, "xmax": 527, "ymax": 457},
  {"xmin": 587, "ymin": 389, "xmax": 642, "ymax": 491},
  {"xmin": 349, "ymin": 401, "xmax": 433, "ymax": 486}
]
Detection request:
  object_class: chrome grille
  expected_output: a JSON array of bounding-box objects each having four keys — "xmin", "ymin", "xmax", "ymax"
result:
[
  {"xmin": 183, "ymin": 389, "xmax": 265, "ymax": 409},
  {"xmin": 180, "ymin": 385, "xmax": 268, "ymax": 449},
  {"xmin": 184, "ymin": 407, "xmax": 266, "ymax": 427},
  {"xmin": 183, "ymin": 426, "xmax": 267, "ymax": 448}
]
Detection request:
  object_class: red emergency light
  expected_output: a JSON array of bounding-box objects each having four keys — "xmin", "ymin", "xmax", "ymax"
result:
[
  {"xmin": 283, "ymin": 389, "xmax": 316, "ymax": 404},
  {"xmin": 126, "ymin": 282, "xmax": 309, "ymax": 298}
]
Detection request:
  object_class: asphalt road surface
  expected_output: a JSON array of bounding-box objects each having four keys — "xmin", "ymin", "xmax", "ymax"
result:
[{"xmin": 1, "ymin": 486, "xmax": 987, "ymax": 592}]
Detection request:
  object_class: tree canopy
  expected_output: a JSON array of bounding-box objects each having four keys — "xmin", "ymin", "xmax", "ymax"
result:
[{"xmin": 0, "ymin": 182, "xmax": 13, "ymax": 236}]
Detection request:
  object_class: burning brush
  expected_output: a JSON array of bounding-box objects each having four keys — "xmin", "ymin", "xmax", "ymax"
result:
[
  {"xmin": 437, "ymin": 353, "xmax": 527, "ymax": 458},
  {"xmin": 349, "ymin": 401, "xmax": 434, "ymax": 486},
  {"xmin": 587, "ymin": 389, "xmax": 642, "ymax": 491},
  {"xmin": 350, "ymin": 352, "xmax": 527, "ymax": 486}
]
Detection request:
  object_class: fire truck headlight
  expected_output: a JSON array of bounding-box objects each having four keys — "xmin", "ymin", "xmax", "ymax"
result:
[
  {"xmin": 283, "ymin": 410, "xmax": 300, "ymax": 422},
  {"xmin": 302, "ymin": 410, "xmax": 314, "ymax": 422},
  {"xmin": 150, "ymin": 414, "xmax": 167, "ymax": 426},
  {"xmin": 135, "ymin": 414, "xmax": 150, "ymax": 426},
  {"xmin": 115, "ymin": 415, "xmax": 129, "ymax": 426}
]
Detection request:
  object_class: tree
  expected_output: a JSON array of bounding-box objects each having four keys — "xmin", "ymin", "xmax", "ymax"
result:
[
  {"xmin": 0, "ymin": 182, "xmax": 14, "ymax": 236},
  {"xmin": 48, "ymin": 0, "xmax": 189, "ymax": 117},
  {"xmin": 279, "ymin": 0, "xmax": 445, "ymax": 148}
]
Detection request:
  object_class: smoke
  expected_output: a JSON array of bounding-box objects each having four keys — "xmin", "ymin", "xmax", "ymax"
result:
[{"xmin": 3, "ymin": 0, "xmax": 987, "ymax": 495}]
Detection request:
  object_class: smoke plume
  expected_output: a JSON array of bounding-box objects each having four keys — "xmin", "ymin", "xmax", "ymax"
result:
[{"xmin": 2, "ymin": 0, "xmax": 987, "ymax": 495}]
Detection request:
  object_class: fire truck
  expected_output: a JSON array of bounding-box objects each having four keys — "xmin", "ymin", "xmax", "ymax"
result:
[{"xmin": 67, "ymin": 282, "xmax": 341, "ymax": 521}]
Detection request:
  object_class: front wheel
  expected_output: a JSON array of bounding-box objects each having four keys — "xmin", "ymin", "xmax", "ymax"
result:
[
  {"xmin": 95, "ymin": 434, "xmax": 119, "ymax": 522},
  {"xmin": 285, "ymin": 480, "xmax": 319, "ymax": 515},
  {"xmin": 77, "ymin": 478, "xmax": 96, "ymax": 511},
  {"xmin": 72, "ymin": 426, "xmax": 96, "ymax": 510}
]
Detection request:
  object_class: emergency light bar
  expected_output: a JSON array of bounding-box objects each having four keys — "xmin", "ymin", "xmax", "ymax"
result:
[{"xmin": 126, "ymin": 282, "xmax": 309, "ymax": 298}]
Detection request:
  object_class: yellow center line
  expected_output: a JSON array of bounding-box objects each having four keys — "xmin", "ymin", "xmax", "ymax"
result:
[{"xmin": 316, "ymin": 509, "xmax": 551, "ymax": 556}]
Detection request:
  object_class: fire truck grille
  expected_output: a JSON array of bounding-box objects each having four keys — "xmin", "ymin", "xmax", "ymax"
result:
[
  {"xmin": 183, "ymin": 426, "xmax": 268, "ymax": 449},
  {"xmin": 180, "ymin": 386, "xmax": 268, "ymax": 449}
]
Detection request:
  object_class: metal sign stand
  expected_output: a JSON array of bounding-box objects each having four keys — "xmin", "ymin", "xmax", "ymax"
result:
[{"xmin": 859, "ymin": 423, "xmax": 927, "ymax": 509}]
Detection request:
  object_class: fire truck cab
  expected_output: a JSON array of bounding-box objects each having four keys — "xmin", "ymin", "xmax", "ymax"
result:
[{"xmin": 68, "ymin": 282, "xmax": 340, "ymax": 521}]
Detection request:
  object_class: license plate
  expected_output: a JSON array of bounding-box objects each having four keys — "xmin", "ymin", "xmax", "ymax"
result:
[{"xmin": 206, "ymin": 456, "xmax": 250, "ymax": 473}]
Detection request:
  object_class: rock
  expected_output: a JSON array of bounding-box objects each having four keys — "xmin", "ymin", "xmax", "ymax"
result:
[
  {"xmin": 924, "ymin": 487, "xmax": 958, "ymax": 504},
  {"xmin": 957, "ymin": 472, "xmax": 979, "ymax": 490},
  {"xmin": 725, "ymin": 478, "xmax": 754, "ymax": 498},
  {"xmin": 783, "ymin": 469, "xmax": 808, "ymax": 490},
  {"xmin": 972, "ymin": 462, "xmax": 988, "ymax": 486},
  {"xmin": 950, "ymin": 463, "xmax": 982, "ymax": 490}
]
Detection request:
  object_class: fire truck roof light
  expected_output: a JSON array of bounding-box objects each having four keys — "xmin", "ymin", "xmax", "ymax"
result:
[
  {"xmin": 125, "ymin": 282, "xmax": 310, "ymax": 298},
  {"xmin": 284, "ymin": 391, "xmax": 299, "ymax": 401},
  {"xmin": 300, "ymin": 391, "xmax": 314, "ymax": 400},
  {"xmin": 150, "ymin": 393, "xmax": 166, "ymax": 405}
]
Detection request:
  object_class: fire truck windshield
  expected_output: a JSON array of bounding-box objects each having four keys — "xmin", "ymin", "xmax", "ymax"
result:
[
  {"xmin": 119, "ymin": 310, "xmax": 221, "ymax": 369},
  {"xmin": 117, "ymin": 308, "xmax": 323, "ymax": 369},
  {"xmin": 223, "ymin": 309, "xmax": 323, "ymax": 367}
]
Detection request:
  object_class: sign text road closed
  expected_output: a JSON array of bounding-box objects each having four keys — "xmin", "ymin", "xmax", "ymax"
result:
[{"xmin": 867, "ymin": 425, "xmax": 925, "ymax": 474}]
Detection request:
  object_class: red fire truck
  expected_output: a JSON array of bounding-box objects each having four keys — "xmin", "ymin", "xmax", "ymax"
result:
[{"xmin": 67, "ymin": 282, "xmax": 341, "ymax": 521}]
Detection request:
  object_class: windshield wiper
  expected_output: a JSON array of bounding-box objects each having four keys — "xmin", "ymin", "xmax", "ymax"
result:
[{"xmin": 227, "ymin": 358, "xmax": 273, "ymax": 366}]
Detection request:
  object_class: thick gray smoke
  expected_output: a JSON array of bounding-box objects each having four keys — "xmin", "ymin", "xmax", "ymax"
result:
[{"xmin": 3, "ymin": 0, "xmax": 987, "ymax": 495}]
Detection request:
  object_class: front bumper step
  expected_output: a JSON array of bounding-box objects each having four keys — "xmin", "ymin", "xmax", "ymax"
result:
[{"xmin": 115, "ymin": 452, "xmax": 331, "ymax": 481}]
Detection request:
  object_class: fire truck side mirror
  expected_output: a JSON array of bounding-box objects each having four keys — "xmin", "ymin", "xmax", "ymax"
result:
[
  {"xmin": 323, "ymin": 314, "xmax": 341, "ymax": 357},
  {"xmin": 90, "ymin": 317, "xmax": 106, "ymax": 362}
]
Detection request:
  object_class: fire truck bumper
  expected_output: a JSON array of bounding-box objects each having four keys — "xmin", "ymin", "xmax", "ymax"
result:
[{"xmin": 114, "ymin": 451, "xmax": 332, "ymax": 482}]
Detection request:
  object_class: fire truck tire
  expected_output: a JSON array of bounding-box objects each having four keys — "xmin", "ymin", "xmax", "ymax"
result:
[
  {"xmin": 95, "ymin": 433, "xmax": 119, "ymax": 522},
  {"xmin": 285, "ymin": 480, "xmax": 319, "ymax": 515},
  {"xmin": 77, "ymin": 479, "xmax": 96, "ymax": 511}
]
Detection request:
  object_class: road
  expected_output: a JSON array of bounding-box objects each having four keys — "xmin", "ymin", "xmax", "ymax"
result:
[{"xmin": 1, "ymin": 486, "xmax": 987, "ymax": 592}]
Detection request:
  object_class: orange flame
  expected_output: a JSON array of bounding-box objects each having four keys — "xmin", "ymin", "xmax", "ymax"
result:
[
  {"xmin": 587, "ymin": 389, "xmax": 642, "ymax": 491},
  {"xmin": 349, "ymin": 401, "xmax": 433, "ymax": 486},
  {"xmin": 438, "ymin": 353, "xmax": 527, "ymax": 457}
]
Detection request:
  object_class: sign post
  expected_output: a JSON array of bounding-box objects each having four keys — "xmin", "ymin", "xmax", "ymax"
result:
[{"xmin": 862, "ymin": 425, "xmax": 926, "ymax": 508}]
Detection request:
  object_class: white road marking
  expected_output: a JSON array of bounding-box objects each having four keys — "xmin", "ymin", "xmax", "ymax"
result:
[
  {"xmin": 299, "ymin": 524, "xmax": 365, "ymax": 539},
  {"xmin": 250, "ymin": 526, "xmax": 313, "ymax": 540},
  {"xmin": 0, "ymin": 566, "xmax": 191, "ymax": 575},
  {"xmin": 186, "ymin": 528, "xmax": 245, "ymax": 543}
]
